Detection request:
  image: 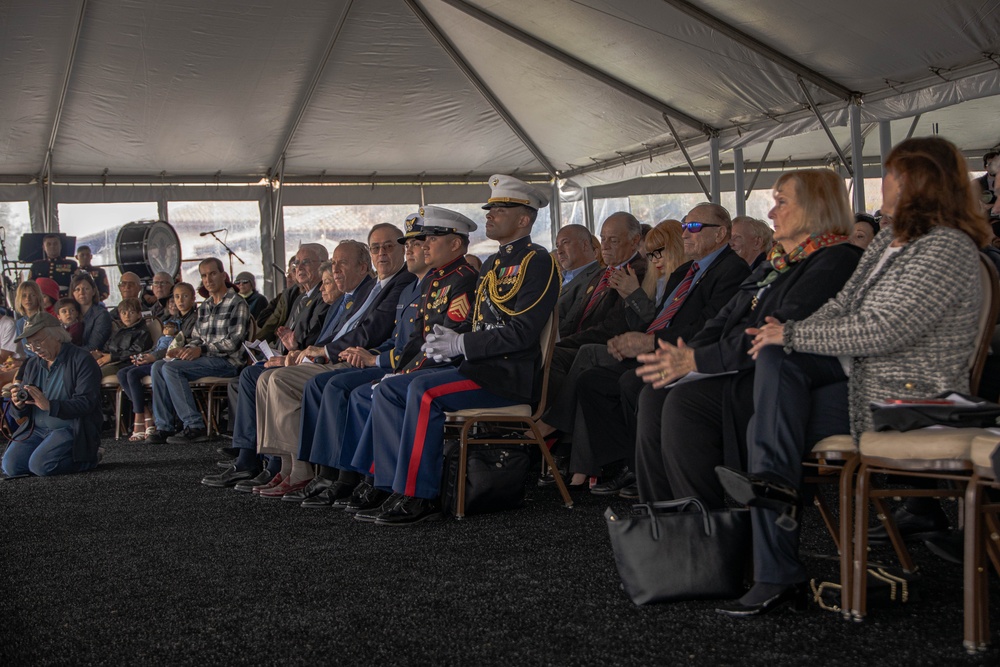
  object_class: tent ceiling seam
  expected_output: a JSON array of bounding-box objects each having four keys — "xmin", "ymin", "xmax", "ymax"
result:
[
  {"xmin": 437, "ymin": 0, "xmax": 715, "ymax": 135},
  {"xmin": 40, "ymin": 0, "xmax": 89, "ymax": 180},
  {"xmin": 406, "ymin": 0, "xmax": 558, "ymax": 178},
  {"xmin": 269, "ymin": 0, "xmax": 355, "ymax": 177}
]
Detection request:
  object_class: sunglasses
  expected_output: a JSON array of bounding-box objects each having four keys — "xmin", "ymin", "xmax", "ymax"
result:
[
  {"xmin": 234, "ymin": 280, "xmax": 251, "ymax": 285},
  {"xmin": 646, "ymin": 246, "xmax": 665, "ymax": 260},
  {"xmin": 681, "ymin": 222, "xmax": 722, "ymax": 233}
]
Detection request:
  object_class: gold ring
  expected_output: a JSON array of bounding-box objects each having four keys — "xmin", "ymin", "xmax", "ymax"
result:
[{"xmin": 659, "ymin": 370, "xmax": 667, "ymax": 380}]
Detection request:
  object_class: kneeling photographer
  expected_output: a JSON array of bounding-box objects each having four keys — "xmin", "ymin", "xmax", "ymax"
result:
[{"xmin": 1, "ymin": 312, "xmax": 102, "ymax": 478}]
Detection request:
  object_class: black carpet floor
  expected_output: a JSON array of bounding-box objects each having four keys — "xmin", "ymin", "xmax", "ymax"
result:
[{"xmin": 2, "ymin": 435, "xmax": 999, "ymax": 666}]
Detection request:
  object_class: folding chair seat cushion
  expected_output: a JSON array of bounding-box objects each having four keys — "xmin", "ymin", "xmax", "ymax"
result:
[
  {"xmin": 970, "ymin": 434, "xmax": 1000, "ymax": 478},
  {"xmin": 859, "ymin": 428, "xmax": 999, "ymax": 466},
  {"xmin": 810, "ymin": 434, "xmax": 855, "ymax": 456},
  {"xmin": 447, "ymin": 403, "xmax": 532, "ymax": 419}
]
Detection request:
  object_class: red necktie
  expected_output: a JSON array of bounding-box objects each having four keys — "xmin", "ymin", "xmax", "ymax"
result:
[
  {"xmin": 578, "ymin": 267, "xmax": 614, "ymax": 331},
  {"xmin": 646, "ymin": 262, "xmax": 699, "ymax": 333}
]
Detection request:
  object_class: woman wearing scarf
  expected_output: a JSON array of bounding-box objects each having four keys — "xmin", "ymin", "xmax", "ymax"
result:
[
  {"xmin": 712, "ymin": 137, "xmax": 991, "ymax": 615},
  {"xmin": 632, "ymin": 169, "xmax": 862, "ymax": 512}
]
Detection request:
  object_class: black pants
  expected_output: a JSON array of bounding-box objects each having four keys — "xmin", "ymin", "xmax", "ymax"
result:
[{"xmin": 747, "ymin": 346, "xmax": 849, "ymax": 585}]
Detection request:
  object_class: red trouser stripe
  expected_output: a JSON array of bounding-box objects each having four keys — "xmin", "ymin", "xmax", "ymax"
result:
[{"xmin": 405, "ymin": 378, "xmax": 480, "ymax": 496}]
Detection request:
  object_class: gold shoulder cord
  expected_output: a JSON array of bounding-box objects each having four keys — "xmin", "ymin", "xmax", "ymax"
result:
[{"xmin": 473, "ymin": 251, "xmax": 556, "ymax": 322}]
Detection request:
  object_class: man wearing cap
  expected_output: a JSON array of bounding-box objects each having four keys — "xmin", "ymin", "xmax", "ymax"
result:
[
  {"xmin": 233, "ymin": 271, "xmax": 268, "ymax": 323},
  {"xmin": 29, "ymin": 234, "xmax": 78, "ymax": 299},
  {"xmin": 202, "ymin": 226, "xmax": 415, "ymax": 490},
  {"xmin": 148, "ymin": 257, "xmax": 250, "ymax": 444},
  {"xmin": 300, "ymin": 206, "xmax": 481, "ymax": 510},
  {"xmin": 1, "ymin": 312, "xmax": 102, "ymax": 478},
  {"xmin": 355, "ymin": 175, "xmax": 559, "ymax": 525}
]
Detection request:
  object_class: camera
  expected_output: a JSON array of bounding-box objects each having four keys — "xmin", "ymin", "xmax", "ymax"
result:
[{"xmin": 13, "ymin": 384, "xmax": 30, "ymax": 403}]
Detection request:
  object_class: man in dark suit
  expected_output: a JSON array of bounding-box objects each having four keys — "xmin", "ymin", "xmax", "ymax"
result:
[
  {"xmin": 541, "ymin": 203, "xmax": 750, "ymax": 491},
  {"xmin": 555, "ymin": 224, "xmax": 602, "ymax": 337}
]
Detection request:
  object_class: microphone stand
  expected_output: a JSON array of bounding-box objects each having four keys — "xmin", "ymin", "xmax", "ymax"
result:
[{"xmin": 204, "ymin": 230, "xmax": 244, "ymax": 279}]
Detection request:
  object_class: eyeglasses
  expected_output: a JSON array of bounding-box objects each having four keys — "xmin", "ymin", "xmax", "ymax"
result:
[
  {"xmin": 24, "ymin": 337, "xmax": 47, "ymax": 351},
  {"xmin": 681, "ymin": 222, "xmax": 722, "ymax": 233},
  {"xmin": 289, "ymin": 259, "xmax": 316, "ymax": 269},
  {"xmin": 646, "ymin": 246, "xmax": 666, "ymax": 260},
  {"xmin": 369, "ymin": 242, "xmax": 396, "ymax": 254}
]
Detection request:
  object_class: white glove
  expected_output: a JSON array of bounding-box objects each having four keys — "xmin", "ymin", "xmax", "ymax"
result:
[{"xmin": 421, "ymin": 324, "xmax": 466, "ymax": 363}]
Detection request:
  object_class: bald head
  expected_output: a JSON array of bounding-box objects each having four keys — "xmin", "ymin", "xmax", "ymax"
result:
[
  {"xmin": 119, "ymin": 272, "xmax": 141, "ymax": 299},
  {"xmin": 555, "ymin": 224, "xmax": 596, "ymax": 272}
]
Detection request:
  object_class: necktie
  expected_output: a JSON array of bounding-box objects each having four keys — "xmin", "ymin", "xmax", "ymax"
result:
[
  {"xmin": 336, "ymin": 282, "xmax": 382, "ymax": 339},
  {"xmin": 315, "ymin": 295, "xmax": 347, "ymax": 345},
  {"xmin": 646, "ymin": 262, "xmax": 699, "ymax": 333},
  {"xmin": 577, "ymin": 267, "xmax": 614, "ymax": 331}
]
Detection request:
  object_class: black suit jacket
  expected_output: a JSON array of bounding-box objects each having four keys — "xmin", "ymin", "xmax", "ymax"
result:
[
  {"xmin": 652, "ymin": 245, "xmax": 751, "ymax": 346},
  {"xmin": 288, "ymin": 284, "xmax": 331, "ymax": 351},
  {"xmin": 322, "ymin": 268, "xmax": 416, "ymax": 358},
  {"xmin": 557, "ymin": 252, "xmax": 648, "ymax": 350},
  {"xmin": 691, "ymin": 243, "xmax": 864, "ymax": 373}
]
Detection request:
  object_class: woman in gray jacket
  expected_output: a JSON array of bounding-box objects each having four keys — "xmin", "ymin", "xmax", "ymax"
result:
[{"xmin": 717, "ymin": 136, "xmax": 993, "ymax": 616}]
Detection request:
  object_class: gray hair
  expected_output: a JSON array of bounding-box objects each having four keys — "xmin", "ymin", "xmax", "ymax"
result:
[
  {"xmin": 298, "ymin": 243, "xmax": 329, "ymax": 262},
  {"xmin": 369, "ymin": 223, "xmax": 405, "ymax": 242},
  {"xmin": 336, "ymin": 240, "xmax": 372, "ymax": 270},
  {"xmin": 692, "ymin": 202, "xmax": 733, "ymax": 230},
  {"xmin": 318, "ymin": 260, "xmax": 334, "ymax": 276}
]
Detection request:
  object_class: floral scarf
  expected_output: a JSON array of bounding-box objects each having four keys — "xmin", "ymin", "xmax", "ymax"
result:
[{"xmin": 758, "ymin": 232, "xmax": 850, "ymax": 287}]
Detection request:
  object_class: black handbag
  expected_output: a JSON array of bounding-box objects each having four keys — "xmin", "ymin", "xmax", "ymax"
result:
[
  {"xmin": 605, "ymin": 498, "xmax": 750, "ymax": 605},
  {"xmin": 440, "ymin": 439, "xmax": 532, "ymax": 516}
]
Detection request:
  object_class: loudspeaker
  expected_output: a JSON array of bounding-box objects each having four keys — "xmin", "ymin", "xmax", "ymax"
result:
[{"xmin": 18, "ymin": 233, "xmax": 76, "ymax": 263}]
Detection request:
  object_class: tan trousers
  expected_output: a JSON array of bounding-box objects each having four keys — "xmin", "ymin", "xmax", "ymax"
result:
[{"xmin": 256, "ymin": 361, "xmax": 348, "ymax": 456}]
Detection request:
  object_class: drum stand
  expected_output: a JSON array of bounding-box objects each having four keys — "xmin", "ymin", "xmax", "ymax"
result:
[
  {"xmin": 203, "ymin": 230, "xmax": 245, "ymax": 278},
  {"xmin": 0, "ymin": 228, "xmax": 20, "ymax": 310}
]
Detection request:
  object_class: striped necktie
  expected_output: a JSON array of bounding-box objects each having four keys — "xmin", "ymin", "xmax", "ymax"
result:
[
  {"xmin": 577, "ymin": 267, "xmax": 614, "ymax": 331},
  {"xmin": 646, "ymin": 262, "xmax": 699, "ymax": 333}
]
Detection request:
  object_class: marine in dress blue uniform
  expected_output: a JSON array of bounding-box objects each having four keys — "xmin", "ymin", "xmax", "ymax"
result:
[{"xmin": 364, "ymin": 175, "xmax": 560, "ymax": 525}]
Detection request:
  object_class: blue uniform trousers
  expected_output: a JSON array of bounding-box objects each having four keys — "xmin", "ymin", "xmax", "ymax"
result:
[
  {"xmin": 371, "ymin": 368, "xmax": 516, "ymax": 499},
  {"xmin": 300, "ymin": 367, "xmax": 389, "ymax": 468},
  {"xmin": 2, "ymin": 426, "xmax": 96, "ymax": 477},
  {"xmin": 231, "ymin": 363, "xmax": 271, "ymax": 451}
]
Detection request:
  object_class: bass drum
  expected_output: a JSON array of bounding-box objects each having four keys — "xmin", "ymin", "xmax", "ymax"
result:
[{"xmin": 116, "ymin": 220, "xmax": 181, "ymax": 281}]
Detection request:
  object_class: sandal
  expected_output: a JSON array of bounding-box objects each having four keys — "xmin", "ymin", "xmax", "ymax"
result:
[{"xmin": 128, "ymin": 431, "xmax": 146, "ymax": 442}]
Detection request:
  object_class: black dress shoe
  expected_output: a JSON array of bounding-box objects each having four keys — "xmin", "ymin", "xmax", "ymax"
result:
[
  {"xmin": 354, "ymin": 493, "xmax": 402, "ymax": 523},
  {"xmin": 145, "ymin": 431, "xmax": 175, "ymax": 444},
  {"xmin": 716, "ymin": 466, "xmax": 800, "ymax": 531},
  {"xmin": 202, "ymin": 466, "xmax": 261, "ymax": 488},
  {"xmin": 716, "ymin": 583, "xmax": 809, "ymax": 617},
  {"xmin": 281, "ymin": 476, "xmax": 334, "ymax": 503},
  {"xmin": 537, "ymin": 454, "xmax": 568, "ymax": 487},
  {"xmin": 618, "ymin": 483, "xmax": 639, "ymax": 499},
  {"xmin": 344, "ymin": 483, "xmax": 391, "ymax": 514},
  {"xmin": 374, "ymin": 495, "xmax": 444, "ymax": 526},
  {"xmin": 300, "ymin": 480, "xmax": 354, "ymax": 508},
  {"xmin": 591, "ymin": 466, "xmax": 635, "ymax": 496},
  {"xmin": 167, "ymin": 427, "xmax": 210, "ymax": 445},
  {"xmin": 232, "ymin": 469, "xmax": 274, "ymax": 493},
  {"xmin": 217, "ymin": 446, "xmax": 239, "ymax": 459},
  {"xmin": 868, "ymin": 506, "xmax": 950, "ymax": 544}
]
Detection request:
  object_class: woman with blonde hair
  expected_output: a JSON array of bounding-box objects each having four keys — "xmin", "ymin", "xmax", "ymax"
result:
[
  {"xmin": 634, "ymin": 168, "xmax": 864, "ymax": 533},
  {"xmin": 609, "ymin": 219, "xmax": 685, "ymax": 328},
  {"xmin": 714, "ymin": 136, "xmax": 991, "ymax": 615}
]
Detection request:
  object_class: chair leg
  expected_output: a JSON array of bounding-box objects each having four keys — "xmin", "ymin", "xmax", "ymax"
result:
[
  {"xmin": 964, "ymin": 478, "xmax": 989, "ymax": 652},
  {"xmin": 456, "ymin": 422, "xmax": 472, "ymax": 520},
  {"xmin": 115, "ymin": 388, "xmax": 124, "ymax": 439},
  {"xmin": 873, "ymin": 495, "xmax": 918, "ymax": 573},
  {"xmin": 852, "ymin": 463, "xmax": 872, "ymax": 621},
  {"xmin": 529, "ymin": 421, "xmax": 572, "ymax": 509},
  {"xmin": 838, "ymin": 456, "xmax": 859, "ymax": 621}
]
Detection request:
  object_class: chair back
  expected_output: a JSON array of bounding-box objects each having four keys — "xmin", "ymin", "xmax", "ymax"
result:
[
  {"xmin": 146, "ymin": 317, "xmax": 163, "ymax": 342},
  {"xmin": 969, "ymin": 255, "xmax": 1000, "ymax": 396},
  {"xmin": 530, "ymin": 309, "xmax": 559, "ymax": 420}
]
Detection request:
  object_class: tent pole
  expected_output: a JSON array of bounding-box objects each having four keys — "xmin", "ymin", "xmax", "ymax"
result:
[
  {"xmin": 879, "ymin": 121, "xmax": 893, "ymax": 176},
  {"xmin": 583, "ymin": 187, "xmax": 595, "ymax": 233},
  {"xmin": 549, "ymin": 182, "xmax": 561, "ymax": 246},
  {"xmin": 438, "ymin": 0, "xmax": 713, "ymax": 135},
  {"xmin": 798, "ymin": 78, "xmax": 853, "ymax": 177},
  {"xmin": 733, "ymin": 149, "xmax": 746, "ymax": 217},
  {"xmin": 905, "ymin": 114, "xmax": 922, "ymax": 140},
  {"xmin": 663, "ymin": 115, "xmax": 711, "ymax": 200},
  {"xmin": 405, "ymin": 0, "xmax": 558, "ymax": 178},
  {"xmin": 849, "ymin": 102, "xmax": 865, "ymax": 212},
  {"xmin": 744, "ymin": 140, "xmax": 773, "ymax": 200},
  {"xmin": 709, "ymin": 136, "xmax": 722, "ymax": 204}
]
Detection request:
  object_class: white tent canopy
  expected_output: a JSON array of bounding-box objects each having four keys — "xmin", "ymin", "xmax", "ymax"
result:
[{"xmin": 2, "ymin": 0, "xmax": 999, "ymax": 192}]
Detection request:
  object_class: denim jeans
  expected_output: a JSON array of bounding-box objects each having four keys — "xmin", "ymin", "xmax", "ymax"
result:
[{"xmin": 151, "ymin": 356, "xmax": 239, "ymax": 431}]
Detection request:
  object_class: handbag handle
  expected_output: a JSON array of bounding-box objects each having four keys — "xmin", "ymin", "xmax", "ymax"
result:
[{"xmin": 637, "ymin": 497, "xmax": 712, "ymax": 540}]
